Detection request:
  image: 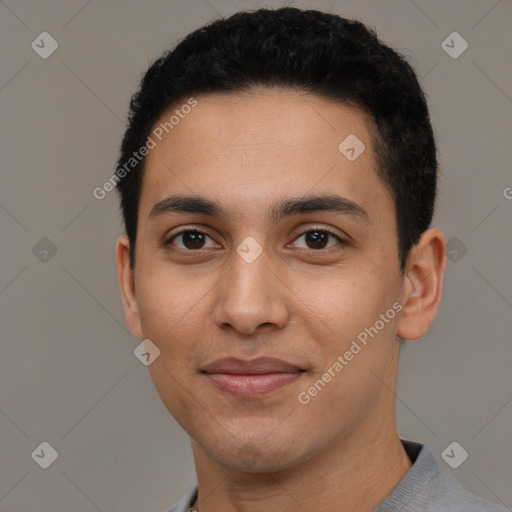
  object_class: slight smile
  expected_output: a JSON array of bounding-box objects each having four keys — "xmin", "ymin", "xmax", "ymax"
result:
[{"xmin": 201, "ymin": 357, "xmax": 305, "ymax": 397}]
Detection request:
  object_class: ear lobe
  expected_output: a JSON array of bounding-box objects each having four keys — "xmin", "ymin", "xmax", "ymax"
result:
[
  {"xmin": 115, "ymin": 235, "xmax": 143, "ymax": 339},
  {"xmin": 397, "ymin": 228, "xmax": 447, "ymax": 341}
]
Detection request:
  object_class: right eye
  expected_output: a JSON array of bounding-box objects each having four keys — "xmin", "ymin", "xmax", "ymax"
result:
[{"xmin": 165, "ymin": 229, "xmax": 221, "ymax": 251}]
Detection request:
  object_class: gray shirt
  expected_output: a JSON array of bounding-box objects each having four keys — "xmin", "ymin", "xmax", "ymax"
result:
[{"xmin": 161, "ymin": 440, "xmax": 508, "ymax": 512}]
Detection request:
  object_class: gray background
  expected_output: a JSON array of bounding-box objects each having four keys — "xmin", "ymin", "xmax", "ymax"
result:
[{"xmin": 1, "ymin": 0, "xmax": 511, "ymax": 511}]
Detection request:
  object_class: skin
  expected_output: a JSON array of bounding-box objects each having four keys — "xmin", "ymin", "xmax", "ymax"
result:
[{"xmin": 116, "ymin": 88, "xmax": 447, "ymax": 512}]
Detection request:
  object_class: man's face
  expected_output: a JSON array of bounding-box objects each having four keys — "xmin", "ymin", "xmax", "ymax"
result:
[{"xmin": 128, "ymin": 89, "xmax": 406, "ymax": 471}]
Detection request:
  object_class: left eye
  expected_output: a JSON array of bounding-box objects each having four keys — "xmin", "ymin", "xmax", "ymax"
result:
[{"xmin": 292, "ymin": 229, "xmax": 345, "ymax": 250}]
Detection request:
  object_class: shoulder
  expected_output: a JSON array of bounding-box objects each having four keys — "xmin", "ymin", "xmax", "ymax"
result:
[
  {"xmin": 376, "ymin": 441, "xmax": 508, "ymax": 511},
  {"xmin": 397, "ymin": 440, "xmax": 508, "ymax": 512},
  {"xmin": 426, "ymin": 467, "xmax": 508, "ymax": 511}
]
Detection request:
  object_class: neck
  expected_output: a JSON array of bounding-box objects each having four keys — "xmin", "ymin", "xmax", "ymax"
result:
[{"xmin": 190, "ymin": 421, "xmax": 412, "ymax": 512}]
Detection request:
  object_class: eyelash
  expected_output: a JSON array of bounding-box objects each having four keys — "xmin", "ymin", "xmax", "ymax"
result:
[{"xmin": 165, "ymin": 226, "xmax": 347, "ymax": 252}]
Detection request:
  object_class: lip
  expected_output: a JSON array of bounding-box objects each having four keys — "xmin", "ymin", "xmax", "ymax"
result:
[{"xmin": 202, "ymin": 357, "xmax": 304, "ymax": 397}]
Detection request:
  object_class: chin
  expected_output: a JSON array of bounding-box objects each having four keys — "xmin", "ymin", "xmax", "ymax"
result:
[{"xmin": 202, "ymin": 432, "xmax": 312, "ymax": 473}]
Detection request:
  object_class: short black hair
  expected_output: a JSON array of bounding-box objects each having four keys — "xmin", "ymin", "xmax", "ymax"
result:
[{"xmin": 116, "ymin": 7, "xmax": 437, "ymax": 271}]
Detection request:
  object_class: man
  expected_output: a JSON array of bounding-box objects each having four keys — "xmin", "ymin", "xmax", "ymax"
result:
[{"xmin": 115, "ymin": 7, "xmax": 507, "ymax": 512}]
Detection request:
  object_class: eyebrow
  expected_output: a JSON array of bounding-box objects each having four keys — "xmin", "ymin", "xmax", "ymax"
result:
[{"xmin": 149, "ymin": 193, "xmax": 370, "ymax": 224}]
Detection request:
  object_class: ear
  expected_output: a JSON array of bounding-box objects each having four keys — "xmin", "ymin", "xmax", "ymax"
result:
[
  {"xmin": 116, "ymin": 235, "xmax": 143, "ymax": 339},
  {"xmin": 397, "ymin": 227, "xmax": 447, "ymax": 340}
]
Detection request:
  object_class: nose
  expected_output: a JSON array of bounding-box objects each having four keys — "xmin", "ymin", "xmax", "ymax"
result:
[{"xmin": 212, "ymin": 250, "xmax": 290, "ymax": 336}]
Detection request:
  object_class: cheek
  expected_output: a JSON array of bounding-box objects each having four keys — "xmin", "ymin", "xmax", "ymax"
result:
[
  {"xmin": 293, "ymin": 270, "xmax": 378, "ymax": 334},
  {"xmin": 135, "ymin": 263, "xmax": 212, "ymax": 343},
  {"xmin": 294, "ymin": 266, "xmax": 400, "ymax": 370}
]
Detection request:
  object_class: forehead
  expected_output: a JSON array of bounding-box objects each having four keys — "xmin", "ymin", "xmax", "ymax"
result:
[{"xmin": 139, "ymin": 89, "xmax": 392, "ymax": 225}]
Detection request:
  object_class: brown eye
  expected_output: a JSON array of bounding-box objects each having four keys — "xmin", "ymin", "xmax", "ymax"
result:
[
  {"xmin": 304, "ymin": 231, "xmax": 329, "ymax": 249},
  {"xmin": 166, "ymin": 230, "xmax": 218, "ymax": 251},
  {"xmin": 292, "ymin": 228, "xmax": 346, "ymax": 250}
]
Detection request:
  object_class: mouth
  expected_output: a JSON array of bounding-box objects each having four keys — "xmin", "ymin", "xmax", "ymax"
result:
[{"xmin": 201, "ymin": 357, "xmax": 305, "ymax": 397}]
